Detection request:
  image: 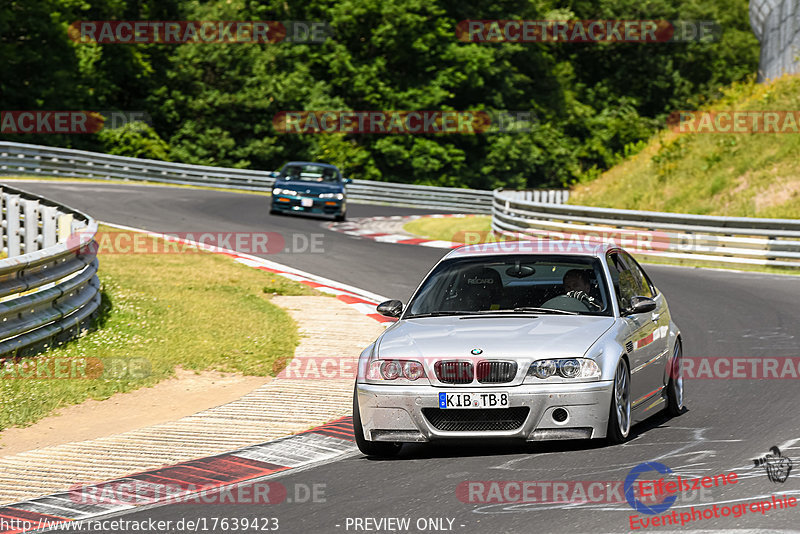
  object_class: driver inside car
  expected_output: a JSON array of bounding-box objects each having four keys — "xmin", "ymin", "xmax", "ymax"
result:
[{"xmin": 563, "ymin": 269, "xmax": 602, "ymax": 311}]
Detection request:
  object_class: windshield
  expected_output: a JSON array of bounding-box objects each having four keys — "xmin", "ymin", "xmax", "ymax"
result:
[
  {"xmin": 280, "ymin": 164, "xmax": 340, "ymax": 183},
  {"xmin": 405, "ymin": 255, "xmax": 612, "ymax": 317}
]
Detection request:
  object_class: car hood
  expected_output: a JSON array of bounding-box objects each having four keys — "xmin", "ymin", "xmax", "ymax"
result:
[
  {"xmin": 377, "ymin": 315, "xmax": 615, "ymax": 361},
  {"xmin": 276, "ymin": 180, "xmax": 343, "ymax": 195}
]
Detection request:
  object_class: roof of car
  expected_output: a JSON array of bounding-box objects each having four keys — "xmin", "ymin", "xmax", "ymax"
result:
[
  {"xmin": 282, "ymin": 161, "xmax": 340, "ymax": 170},
  {"xmin": 444, "ymin": 240, "xmax": 618, "ymax": 259}
]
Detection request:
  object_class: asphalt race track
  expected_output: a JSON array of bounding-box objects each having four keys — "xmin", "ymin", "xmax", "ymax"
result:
[{"xmin": 15, "ymin": 181, "xmax": 800, "ymax": 534}]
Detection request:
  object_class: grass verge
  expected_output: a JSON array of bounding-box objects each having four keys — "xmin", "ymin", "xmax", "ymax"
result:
[
  {"xmin": 0, "ymin": 225, "xmax": 319, "ymax": 431},
  {"xmin": 403, "ymin": 215, "xmax": 500, "ymax": 243},
  {"xmin": 569, "ymin": 75, "xmax": 800, "ymax": 218}
]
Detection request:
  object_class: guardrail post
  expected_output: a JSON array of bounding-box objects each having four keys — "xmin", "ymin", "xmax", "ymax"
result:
[
  {"xmin": 6, "ymin": 195, "xmax": 21, "ymax": 257},
  {"xmin": 57, "ymin": 213, "xmax": 74, "ymax": 243},
  {"xmin": 42, "ymin": 206, "xmax": 58, "ymax": 248},
  {"xmin": 22, "ymin": 199, "xmax": 40, "ymax": 253},
  {"xmin": 0, "ymin": 191, "xmax": 4, "ymax": 253}
]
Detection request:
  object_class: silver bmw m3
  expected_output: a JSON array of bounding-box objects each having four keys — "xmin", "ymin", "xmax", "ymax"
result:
[{"xmin": 353, "ymin": 241, "xmax": 684, "ymax": 457}]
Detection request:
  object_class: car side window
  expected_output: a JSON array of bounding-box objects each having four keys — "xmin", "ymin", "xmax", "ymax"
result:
[
  {"xmin": 607, "ymin": 252, "xmax": 636, "ymax": 311},
  {"xmin": 620, "ymin": 252, "xmax": 654, "ymax": 299}
]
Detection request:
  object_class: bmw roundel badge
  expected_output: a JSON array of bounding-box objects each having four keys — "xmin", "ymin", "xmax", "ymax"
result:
[{"xmin": 471, "ymin": 348, "xmax": 483, "ymax": 355}]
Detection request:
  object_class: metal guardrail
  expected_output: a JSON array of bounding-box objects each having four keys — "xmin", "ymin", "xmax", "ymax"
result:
[
  {"xmin": 0, "ymin": 184, "xmax": 100, "ymax": 358},
  {"xmin": 492, "ymin": 189, "xmax": 800, "ymax": 268},
  {"xmin": 0, "ymin": 142, "xmax": 569, "ymax": 214}
]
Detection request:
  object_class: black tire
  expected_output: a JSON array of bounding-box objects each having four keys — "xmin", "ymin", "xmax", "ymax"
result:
[
  {"xmin": 665, "ymin": 341, "xmax": 685, "ymax": 417},
  {"xmin": 353, "ymin": 388, "xmax": 401, "ymax": 458},
  {"xmin": 334, "ymin": 212, "xmax": 346, "ymax": 222},
  {"xmin": 606, "ymin": 358, "xmax": 631, "ymax": 445}
]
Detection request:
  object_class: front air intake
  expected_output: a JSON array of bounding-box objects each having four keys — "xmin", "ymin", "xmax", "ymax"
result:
[
  {"xmin": 423, "ymin": 407, "xmax": 529, "ymax": 431},
  {"xmin": 434, "ymin": 361, "xmax": 474, "ymax": 384},
  {"xmin": 476, "ymin": 361, "xmax": 517, "ymax": 383}
]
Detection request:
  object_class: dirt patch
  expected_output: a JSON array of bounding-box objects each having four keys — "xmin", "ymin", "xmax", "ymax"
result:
[
  {"xmin": 754, "ymin": 178, "xmax": 800, "ymax": 212},
  {"xmin": 0, "ymin": 368, "xmax": 271, "ymax": 457}
]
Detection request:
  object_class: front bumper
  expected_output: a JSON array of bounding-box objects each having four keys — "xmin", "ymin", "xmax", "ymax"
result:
[
  {"xmin": 355, "ymin": 380, "xmax": 613, "ymax": 442},
  {"xmin": 271, "ymin": 196, "xmax": 344, "ymax": 216}
]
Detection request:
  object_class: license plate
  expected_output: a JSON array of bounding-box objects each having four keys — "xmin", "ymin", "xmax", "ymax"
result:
[
  {"xmin": 301, "ymin": 198, "xmax": 314, "ymax": 207},
  {"xmin": 438, "ymin": 392, "xmax": 509, "ymax": 409}
]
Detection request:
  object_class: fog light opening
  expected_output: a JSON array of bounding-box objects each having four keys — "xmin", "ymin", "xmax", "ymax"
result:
[{"xmin": 552, "ymin": 407, "xmax": 569, "ymax": 424}]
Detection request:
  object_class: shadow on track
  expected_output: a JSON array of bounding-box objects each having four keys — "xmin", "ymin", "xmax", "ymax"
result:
[{"xmin": 358, "ymin": 407, "xmax": 691, "ymax": 462}]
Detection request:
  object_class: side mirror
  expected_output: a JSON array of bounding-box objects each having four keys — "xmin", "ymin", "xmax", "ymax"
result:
[
  {"xmin": 343, "ymin": 177, "xmax": 353, "ymax": 184},
  {"xmin": 269, "ymin": 171, "xmax": 280, "ymax": 178},
  {"xmin": 626, "ymin": 296, "xmax": 657, "ymax": 315},
  {"xmin": 376, "ymin": 299, "xmax": 403, "ymax": 318}
]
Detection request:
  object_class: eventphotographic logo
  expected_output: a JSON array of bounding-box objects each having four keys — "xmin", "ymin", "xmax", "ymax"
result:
[
  {"xmin": 625, "ymin": 462, "xmax": 677, "ymax": 515},
  {"xmin": 754, "ymin": 446, "xmax": 793, "ymax": 483}
]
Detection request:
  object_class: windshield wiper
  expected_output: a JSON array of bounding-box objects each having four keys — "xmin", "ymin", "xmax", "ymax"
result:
[
  {"xmin": 509, "ymin": 307, "xmax": 579, "ymax": 315},
  {"xmin": 406, "ymin": 308, "xmax": 578, "ymax": 318},
  {"xmin": 448, "ymin": 308, "xmax": 578, "ymax": 316},
  {"xmin": 404, "ymin": 311, "xmax": 486, "ymax": 318}
]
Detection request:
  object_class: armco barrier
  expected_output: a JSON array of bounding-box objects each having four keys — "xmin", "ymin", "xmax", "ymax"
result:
[
  {"xmin": 0, "ymin": 184, "xmax": 100, "ymax": 357},
  {"xmin": 492, "ymin": 189, "xmax": 800, "ymax": 268},
  {"xmin": 0, "ymin": 142, "xmax": 569, "ymax": 214}
]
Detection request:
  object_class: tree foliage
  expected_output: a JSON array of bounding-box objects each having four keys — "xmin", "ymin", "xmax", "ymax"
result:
[{"xmin": 1, "ymin": 0, "xmax": 759, "ymax": 188}]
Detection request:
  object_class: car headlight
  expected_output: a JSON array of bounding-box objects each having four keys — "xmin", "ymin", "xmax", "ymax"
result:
[
  {"xmin": 318, "ymin": 192, "xmax": 344, "ymax": 200},
  {"xmin": 366, "ymin": 359, "xmax": 426, "ymax": 381},
  {"xmin": 402, "ymin": 361, "xmax": 425, "ymax": 380},
  {"xmin": 273, "ymin": 188, "xmax": 298, "ymax": 196},
  {"xmin": 525, "ymin": 358, "xmax": 601, "ymax": 382}
]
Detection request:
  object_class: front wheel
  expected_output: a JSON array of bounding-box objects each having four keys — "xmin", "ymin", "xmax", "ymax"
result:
[
  {"xmin": 353, "ymin": 388, "xmax": 401, "ymax": 458},
  {"xmin": 606, "ymin": 358, "xmax": 631, "ymax": 444},
  {"xmin": 665, "ymin": 341, "xmax": 684, "ymax": 417},
  {"xmin": 334, "ymin": 212, "xmax": 346, "ymax": 222}
]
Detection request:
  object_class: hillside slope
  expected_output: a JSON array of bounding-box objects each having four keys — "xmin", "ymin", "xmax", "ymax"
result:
[{"xmin": 569, "ymin": 75, "xmax": 800, "ymax": 219}]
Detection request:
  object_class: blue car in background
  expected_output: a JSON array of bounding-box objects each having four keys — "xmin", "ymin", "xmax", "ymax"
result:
[{"xmin": 269, "ymin": 161, "xmax": 350, "ymax": 221}]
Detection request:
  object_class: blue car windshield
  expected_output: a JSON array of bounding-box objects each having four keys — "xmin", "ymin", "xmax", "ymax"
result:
[
  {"xmin": 281, "ymin": 164, "xmax": 340, "ymax": 183},
  {"xmin": 405, "ymin": 255, "xmax": 613, "ymax": 317}
]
